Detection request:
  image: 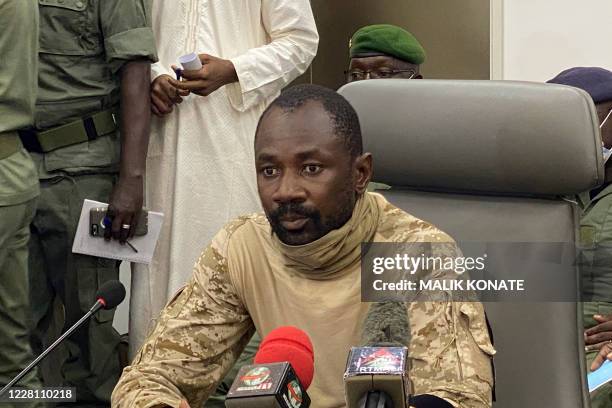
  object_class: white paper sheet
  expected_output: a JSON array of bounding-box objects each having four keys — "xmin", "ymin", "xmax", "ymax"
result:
[
  {"xmin": 71, "ymin": 200, "xmax": 163, "ymax": 264},
  {"xmin": 589, "ymin": 360, "xmax": 612, "ymax": 394}
]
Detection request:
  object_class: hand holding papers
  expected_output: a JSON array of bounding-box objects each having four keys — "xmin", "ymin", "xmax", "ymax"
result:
[{"xmin": 72, "ymin": 200, "xmax": 163, "ymax": 264}]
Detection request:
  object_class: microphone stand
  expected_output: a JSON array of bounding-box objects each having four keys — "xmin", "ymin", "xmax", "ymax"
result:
[
  {"xmin": 0, "ymin": 300, "xmax": 103, "ymax": 396},
  {"xmin": 361, "ymin": 390, "xmax": 394, "ymax": 408}
]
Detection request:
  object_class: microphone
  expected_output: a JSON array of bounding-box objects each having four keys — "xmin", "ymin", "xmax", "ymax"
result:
[
  {"xmin": 0, "ymin": 280, "xmax": 126, "ymax": 396},
  {"xmin": 95, "ymin": 279, "xmax": 126, "ymax": 310},
  {"xmin": 344, "ymin": 302, "xmax": 411, "ymax": 408},
  {"xmin": 360, "ymin": 302, "xmax": 411, "ymax": 347},
  {"xmin": 225, "ymin": 326, "xmax": 314, "ymax": 408}
]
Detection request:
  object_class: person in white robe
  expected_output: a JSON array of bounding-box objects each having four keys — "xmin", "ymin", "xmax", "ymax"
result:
[{"xmin": 129, "ymin": 0, "xmax": 319, "ymax": 355}]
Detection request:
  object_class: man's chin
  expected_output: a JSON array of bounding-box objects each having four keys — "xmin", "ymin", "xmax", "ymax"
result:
[
  {"xmin": 271, "ymin": 225, "xmax": 322, "ymax": 246},
  {"xmin": 274, "ymin": 230, "xmax": 316, "ymax": 246}
]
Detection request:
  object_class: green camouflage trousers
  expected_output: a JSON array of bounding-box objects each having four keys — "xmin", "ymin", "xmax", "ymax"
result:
[
  {"xmin": 0, "ymin": 197, "xmax": 45, "ymax": 408},
  {"xmin": 584, "ymin": 301, "xmax": 612, "ymax": 408},
  {"xmin": 28, "ymin": 173, "xmax": 121, "ymax": 406},
  {"xmin": 205, "ymin": 333, "xmax": 261, "ymax": 407}
]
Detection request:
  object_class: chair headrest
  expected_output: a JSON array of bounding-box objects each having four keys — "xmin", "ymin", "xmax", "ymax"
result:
[{"xmin": 338, "ymin": 79, "xmax": 603, "ymax": 196}]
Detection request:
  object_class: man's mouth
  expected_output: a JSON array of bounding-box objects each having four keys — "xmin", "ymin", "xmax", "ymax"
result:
[{"xmin": 279, "ymin": 215, "xmax": 309, "ymax": 231}]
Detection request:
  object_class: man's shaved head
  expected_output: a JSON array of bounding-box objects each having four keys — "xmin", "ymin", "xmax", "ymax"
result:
[
  {"xmin": 254, "ymin": 84, "xmax": 372, "ymax": 245},
  {"xmin": 256, "ymin": 84, "xmax": 363, "ymax": 158}
]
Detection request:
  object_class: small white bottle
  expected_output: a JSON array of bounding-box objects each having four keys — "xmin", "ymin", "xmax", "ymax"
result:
[{"xmin": 178, "ymin": 53, "xmax": 203, "ymax": 71}]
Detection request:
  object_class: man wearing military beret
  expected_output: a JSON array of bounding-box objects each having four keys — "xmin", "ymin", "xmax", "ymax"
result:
[
  {"xmin": 23, "ymin": 0, "xmax": 157, "ymax": 405},
  {"xmin": 346, "ymin": 24, "xmax": 425, "ymax": 191},
  {"xmin": 549, "ymin": 67, "xmax": 612, "ymax": 408},
  {"xmin": 346, "ymin": 24, "xmax": 425, "ymax": 83}
]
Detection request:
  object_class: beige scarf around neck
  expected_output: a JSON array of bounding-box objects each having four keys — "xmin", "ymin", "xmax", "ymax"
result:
[{"xmin": 272, "ymin": 192, "xmax": 381, "ymax": 280}]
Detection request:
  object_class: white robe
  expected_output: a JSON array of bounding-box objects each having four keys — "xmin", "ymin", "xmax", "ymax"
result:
[{"xmin": 129, "ymin": 0, "xmax": 318, "ymax": 355}]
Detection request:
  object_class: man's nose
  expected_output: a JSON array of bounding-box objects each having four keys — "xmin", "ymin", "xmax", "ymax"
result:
[{"xmin": 272, "ymin": 172, "xmax": 307, "ymax": 203}]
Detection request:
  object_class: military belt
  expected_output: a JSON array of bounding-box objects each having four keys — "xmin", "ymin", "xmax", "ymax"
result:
[
  {"xmin": 19, "ymin": 109, "xmax": 117, "ymax": 153},
  {"xmin": 0, "ymin": 131, "xmax": 22, "ymax": 160}
]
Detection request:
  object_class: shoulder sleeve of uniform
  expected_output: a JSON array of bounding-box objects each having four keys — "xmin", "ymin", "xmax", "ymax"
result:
[
  {"xmin": 377, "ymin": 196, "xmax": 495, "ymax": 405},
  {"xmin": 374, "ymin": 194, "xmax": 454, "ymax": 245},
  {"xmin": 111, "ymin": 225, "xmax": 255, "ymax": 408},
  {"xmin": 409, "ymin": 301, "xmax": 496, "ymax": 408},
  {"xmin": 99, "ymin": 0, "xmax": 158, "ymax": 73}
]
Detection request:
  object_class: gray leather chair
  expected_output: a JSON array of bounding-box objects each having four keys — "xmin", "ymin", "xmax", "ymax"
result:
[{"xmin": 339, "ymin": 79, "xmax": 603, "ymax": 408}]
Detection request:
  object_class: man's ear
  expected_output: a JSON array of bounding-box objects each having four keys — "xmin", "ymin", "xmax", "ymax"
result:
[{"xmin": 354, "ymin": 153, "xmax": 373, "ymax": 194}]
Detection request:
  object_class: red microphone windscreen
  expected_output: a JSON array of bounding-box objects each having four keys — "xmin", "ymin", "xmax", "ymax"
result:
[{"xmin": 254, "ymin": 326, "xmax": 314, "ymax": 390}]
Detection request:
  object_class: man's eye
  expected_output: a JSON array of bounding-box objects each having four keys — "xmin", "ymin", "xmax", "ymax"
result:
[
  {"xmin": 303, "ymin": 164, "xmax": 322, "ymax": 175},
  {"xmin": 350, "ymin": 71, "xmax": 365, "ymax": 80},
  {"xmin": 262, "ymin": 167, "xmax": 279, "ymax": 177},
  {"xmin": 377, "ymin": 70, "xmax": 394, "ymax": 78}
]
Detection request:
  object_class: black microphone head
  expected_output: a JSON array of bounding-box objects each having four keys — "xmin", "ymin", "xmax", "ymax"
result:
[
  {"xmin": 96, "ymin": 280, "xmax": 126, "ymax": 309},
  {"xmin": 361, "ymin": 302, "xmax": 410, "ymax": 347}
]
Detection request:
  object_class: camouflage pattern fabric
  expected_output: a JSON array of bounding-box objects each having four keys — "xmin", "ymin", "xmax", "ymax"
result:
[{"xmin": 112, "ymin": 192, "xmax": 495, "ymax": 408}]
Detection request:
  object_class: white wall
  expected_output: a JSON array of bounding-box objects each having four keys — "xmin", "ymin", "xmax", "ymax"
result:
[
  {"xmin": 113, "ymin": 262, "xmax": 131, "ymax": 334},
  {"xmin": 492, "ymin": 0, "xmax": 612, "ymax": 81}
]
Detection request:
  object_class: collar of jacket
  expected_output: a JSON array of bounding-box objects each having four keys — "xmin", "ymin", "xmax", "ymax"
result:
[{"xmin": 271, "ymin": 192, "xmax": 382, "ymax": 280}]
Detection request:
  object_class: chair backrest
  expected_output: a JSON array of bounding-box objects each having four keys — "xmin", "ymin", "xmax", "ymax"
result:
[{"xmin": 339, "ymin": 79, "xmax": 603, "ymax": 408}]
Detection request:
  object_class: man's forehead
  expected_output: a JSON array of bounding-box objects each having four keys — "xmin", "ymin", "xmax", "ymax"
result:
[
  {"xmin": 256, "ymin": 145, "xmax": 330, "ymax": 162},
  {"xmin": 596, "ymin": 100, "xmax": 612, "ymax": 117},
  {"xmin": 597, "ymin": 100, "xmax": 612, "ymax": 110},
  {"xmin": 350, "ymin": 55, "xmax": 396, "ymax": 67},
  {"xmin": 255, "ymin": 106, "xmax": 345, "ymax": 159},
  {"xmin": 257, "ymin": 103, "xmax": 334, "ymax": 140},
  {"xmin": 256, "ymin": 131, "xmax": 341, "ymax": 159}
]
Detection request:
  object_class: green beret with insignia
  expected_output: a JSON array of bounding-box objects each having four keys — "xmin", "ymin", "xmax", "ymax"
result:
[{"xmin": 349, "ymin": 24, "xmax": 426, "ymax": 65}]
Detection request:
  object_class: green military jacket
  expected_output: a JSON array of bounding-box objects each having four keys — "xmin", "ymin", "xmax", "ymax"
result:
[
  {"xmin": 578, "ymin": 184, "xmax": 612, "ymax": 327},
  {"xmin": 34, "ymin": 0, "xmax": 157, "ymax": 176},
  {"xmin": 0, "ymin": 0, "xmax": 39, "ymax": 206}
]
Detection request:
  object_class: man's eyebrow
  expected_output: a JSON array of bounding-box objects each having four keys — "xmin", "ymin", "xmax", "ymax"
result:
[
  {"xmin": 257, "ymin": 148, "xmax": 327, "ymax": 162},
  {"xmin": 256, "ymin": 152, "xmax": 276, "ymax": 162},
  {"xmin": 295, "ymin": 148, "xmax": 324, "ymax": 160}
]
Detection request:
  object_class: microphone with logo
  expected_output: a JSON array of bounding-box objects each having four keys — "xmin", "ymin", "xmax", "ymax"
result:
[
  {"xmin": 0, "ymin": 280, "xmax": 126, "ymax": 397},
  {"xmin": 225, "ymin": 326, "xmax": 314, "ymax": 408},
  {"xmin": 344, "ymin": 302, "xmax": 411, "ymax": 408}
]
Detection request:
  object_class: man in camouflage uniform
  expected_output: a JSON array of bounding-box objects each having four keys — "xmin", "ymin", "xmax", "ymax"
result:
[
  {"xmin": 112, "ymin": 85, "xmax": 495, "ymax": 408},
  {"xmin": 0, "ymin": 1, "xmax": 44, "ymax": 406},
  {"xmin": 22, "ymin": 1, "xmax": 157, "ymax": 405},
  {"xmin": 549, "ymin": 67, "xmax": 612, "ymax": 408},
  {"xmin": 211, "ymin": 27, "xmax": 430, "ymax": 403}
]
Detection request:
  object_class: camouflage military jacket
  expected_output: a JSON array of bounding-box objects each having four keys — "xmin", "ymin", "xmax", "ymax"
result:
[{"xmin": 112, "ymin": 193, "xmax": 495, "ymax": 408}]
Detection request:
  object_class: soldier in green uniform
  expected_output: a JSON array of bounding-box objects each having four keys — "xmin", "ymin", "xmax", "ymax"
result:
[
  {"xmin": 346, "ymin": 24, "xmax": 426, "ymax": 83},
  {"xmin": 21, "ymin": 1, "xmax": 157, "ymax": 405},
  {"xmin": 549, "ymin": 67, "xmax": 612, "ymax": 407},
  {"xmin": 346, "ymin": 24, "xmax": 425, "ymax": 193},
  {"xmin": 0, "ymin": 1, "xmax": 44, "ymax": 406}
]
